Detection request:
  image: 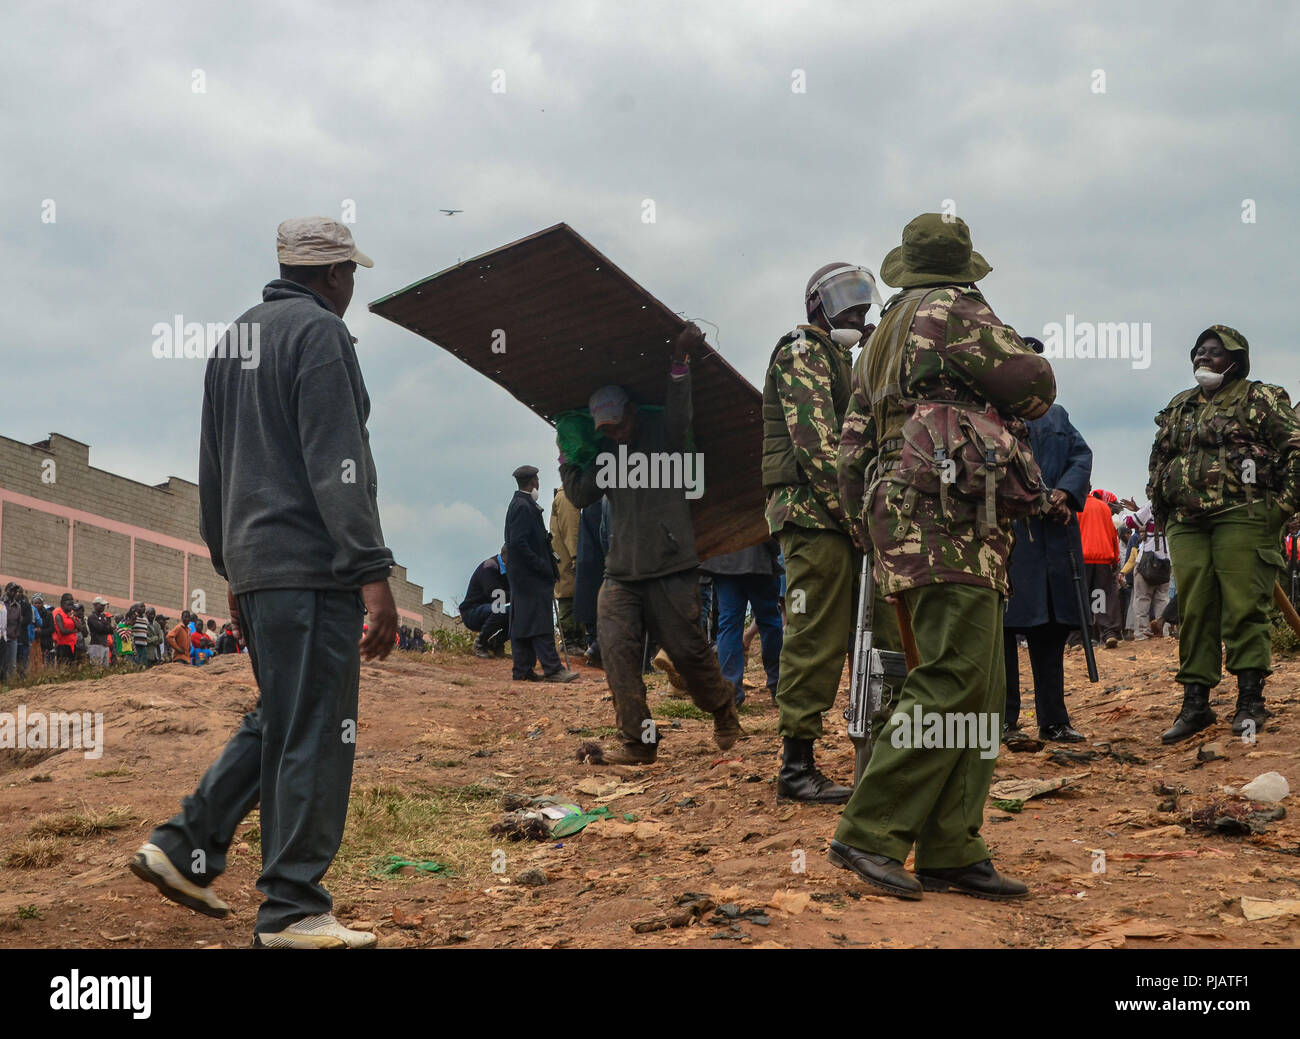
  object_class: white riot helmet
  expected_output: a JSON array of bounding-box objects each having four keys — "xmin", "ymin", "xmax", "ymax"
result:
[{"xmin": 804, "ymin": 263, "xmax": 886, "ymax": 325}]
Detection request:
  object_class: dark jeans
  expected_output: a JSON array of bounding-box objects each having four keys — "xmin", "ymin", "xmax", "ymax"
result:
[
  {"xmin": 599, "ymin": 570, "xmax": 732, "ymax": 746},
  {"xmin": 1003, "ymin": 623, "xmax": 1071, "ymax": 730},
  {"xmin": 714, "ymin": 573, "xmax": 782, "ymax": 699},
  {"xmin": 150, "ymin": 589, "xmax": 363, "ymax": 934},
  {"xmin": 0, "ymin": 640, "xmax": 16, "ymax": 682},
  {"xmin": 462, "ymin": 602, "xmax": 509, "ymax": 646}
]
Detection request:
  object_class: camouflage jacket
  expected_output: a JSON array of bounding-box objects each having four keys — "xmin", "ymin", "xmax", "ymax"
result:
[
  {"xmin": 1147, "ymin": 378, "xmax": 1300, "ymax": 526},
  {"xmin": 838, "ymin": 286, "xmax": 1055, "ymax": 596},
  {"xmin": 762, "ymin": 324, "xmax": 853, "ymax": 536}
]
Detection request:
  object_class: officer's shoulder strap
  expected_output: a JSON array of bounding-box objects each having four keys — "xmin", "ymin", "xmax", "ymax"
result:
[{"xmin": 768, "ymin": 325, "xmax": 824, "ymax": 370}]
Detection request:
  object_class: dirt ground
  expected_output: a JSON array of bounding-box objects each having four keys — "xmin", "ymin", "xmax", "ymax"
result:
[{"xmin": 1, "ymin": 634, "xmax": 1298, "ymax": 949}]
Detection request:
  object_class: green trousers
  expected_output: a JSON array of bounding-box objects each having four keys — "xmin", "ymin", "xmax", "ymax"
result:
[
  {"xmin": 1167, "ymin": 506, "xmax": 1284, "ymax": 687},
  {"xmin": 776, "ymin": 525, "xmax": 900, "ymax": 740},
  {"xmin": 834, "ymin": 583, "xmax": 1004, "ymax": 870}
]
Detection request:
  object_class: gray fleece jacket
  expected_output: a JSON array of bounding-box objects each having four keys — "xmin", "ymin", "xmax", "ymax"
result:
[{"xmin": 198, "ymin": 279, "xmax": 394, "ymax": 594}]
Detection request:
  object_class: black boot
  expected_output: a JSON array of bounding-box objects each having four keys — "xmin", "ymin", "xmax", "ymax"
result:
[
  {"xmin": 777, "ymin": 737, "xmax": 851, "ymax": 804},
  {"xmin": 1231, "ymin": 670, "xmax": 1272, "ymax": 736},
  {"xmin": 1160, "ymin": 683, "xmax": 1215, "ymax": 744}
]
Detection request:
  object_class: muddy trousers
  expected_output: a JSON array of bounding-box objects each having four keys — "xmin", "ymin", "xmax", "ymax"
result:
[
  {"xmin": 834, "ymin": 583, "xmax": 1004, "ymax": 870},
  {"xmin": 598, "ymin": 570, "xmax": 732, "ymax": 746},
  {"xmin": 775, "ymin": 525, "xmax": 899, "ymax": 740},
  {"xmin": 150, "ymin": 589, "xmax": 362, "ymax": 934},
  {"xmin": 1167, "ymin": 506, "xmax": 1284, "ymax": 687}
]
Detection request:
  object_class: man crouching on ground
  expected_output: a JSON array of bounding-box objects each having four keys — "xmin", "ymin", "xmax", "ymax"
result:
[
  {"xmin": 561, "ymin": 323, "xmax": 742, "ymax": 764},
  {"xmin": 129, "ymin": 217, "xmax": 399, "ymax": 949}
]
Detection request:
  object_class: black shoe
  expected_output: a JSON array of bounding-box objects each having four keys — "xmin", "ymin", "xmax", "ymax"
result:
[
  {"xmin": 1231, "ymin": 670, "xmax": 1271, "ymax": 736},
  {"xmin": 777, "ymin": 737, "xmax": 851, "ymax": 804},
  {"xmin": 513, "ymin": 671, "xmax": 542, "ymax": 682},
  {"xmin": 1039, "ymin": 724, "xmax": 1086, "ymax": 743},
  {"xmin": 827, "ymin": 841, "xmax": 922, "ymax": 900},
  {"xmin": 1002, "ymin": 719, "xmax": 1020, "ymax": 742},
  {"xmin": 916, "ymin": 859, "xmax": 1028, "ymax": 901},
  {"xmin": 1161, "ymin": 683, "xmax": 1216, "ymax": 744},
  {"xmin": 473, "ymin": 645, "xmax": 491, "ymax": 659}
]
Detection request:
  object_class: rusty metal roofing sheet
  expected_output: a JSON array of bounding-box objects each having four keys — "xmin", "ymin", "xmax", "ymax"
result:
[{"xmin": 369, "ymin": 223, "xmax": 766, "ymax": 560}]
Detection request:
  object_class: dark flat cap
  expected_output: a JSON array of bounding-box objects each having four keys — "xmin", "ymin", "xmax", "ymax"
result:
[{"xmin": 512, "ymin": 464, "xmax": 539, "ymax": 480}]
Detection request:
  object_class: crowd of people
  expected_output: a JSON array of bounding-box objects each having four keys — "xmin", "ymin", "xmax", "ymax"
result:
[
  {"xmin": 117, "ymin": 214, "xmax": 1299, "ymax": 949},
  {"xmin": 0, "ymin": 581, "xmax": 243, "ymax": 683}
]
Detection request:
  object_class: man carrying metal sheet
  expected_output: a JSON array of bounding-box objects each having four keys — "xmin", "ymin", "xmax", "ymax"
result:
[{"xmin": 562, "ymin": 324, "xmax": 742, "ymax": 764}]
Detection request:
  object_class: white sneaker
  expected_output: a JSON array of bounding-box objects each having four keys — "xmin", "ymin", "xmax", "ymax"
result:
[
  {"xmin": 254, "ymin": 913, "xmax": 377, "ymax": 949},
  {"xmin": 129, "ymin": 842, "xmax": 231, "ymax": 918}
]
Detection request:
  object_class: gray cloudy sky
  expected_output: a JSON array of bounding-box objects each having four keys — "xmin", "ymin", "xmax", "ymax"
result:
[{"xmin": 3, "ymin": 0, "xmax": 1297, "ymax": 605}]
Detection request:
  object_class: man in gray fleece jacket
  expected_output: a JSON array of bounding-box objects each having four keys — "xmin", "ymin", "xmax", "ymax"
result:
[
  {"xmin": 130, "ymin": 217, "xmax": 398, "ymax": 950},
  {"xmin": 561, "ymin": 323, "xmax": 741, "ymax": 765}
]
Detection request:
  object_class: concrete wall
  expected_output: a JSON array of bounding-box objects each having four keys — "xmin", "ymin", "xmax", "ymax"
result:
[{"xmin": 0, "ymin": 431, "xmax": 459, "ymax": 633}]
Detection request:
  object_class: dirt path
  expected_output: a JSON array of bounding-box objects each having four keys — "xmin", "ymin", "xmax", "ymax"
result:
[{"xmin": 2, "ymin": 637, "xmax": 1298, "ymax": 948}]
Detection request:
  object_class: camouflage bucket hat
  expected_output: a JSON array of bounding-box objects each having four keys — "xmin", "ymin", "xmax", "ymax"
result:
[
  {"xmin": 1190, "ymin": 324, "xmax": 1249, "ymax": 379},
  {"xmin": 880, "ymin": 213, "xmax": 992, "ymax": 288}
]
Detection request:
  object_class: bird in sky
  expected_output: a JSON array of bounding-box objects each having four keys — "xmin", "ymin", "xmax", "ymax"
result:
[{"xmin": 440, "ymin": 209, "xmax": 463, "ymax": 215}]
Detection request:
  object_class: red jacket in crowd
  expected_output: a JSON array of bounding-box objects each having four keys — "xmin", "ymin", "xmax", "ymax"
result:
[{"xmin": 1078, "ymin": 493, "xmax": 1119, "ymax": 566}]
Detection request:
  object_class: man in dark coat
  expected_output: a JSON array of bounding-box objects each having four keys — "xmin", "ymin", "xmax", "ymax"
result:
[
  {"xmin": 505, "ymin": 465, "xmax": 578, "ymax": 683},
  {"xmin": 459, "ymin": 548, "xmax": 510, "ymax": 657},
  {"xmin": 1003, "ymin": 388, "xmax": 1093, "ymax": 742}
]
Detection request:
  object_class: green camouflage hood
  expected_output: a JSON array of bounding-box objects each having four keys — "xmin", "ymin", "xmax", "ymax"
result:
[{"xmin": 1191, "ymin": 324, "xmax": 1249, "ymax": 379}]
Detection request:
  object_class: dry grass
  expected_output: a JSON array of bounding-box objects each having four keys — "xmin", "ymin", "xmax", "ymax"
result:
[
  {"xmin": 28, "ymin": 804, "xmax": 135, "ymax": 839},
  {"xmin": 5, "ymin": 837, "xmax": 64, "ymax": 869},
  {"xmin": 333, "ymin": 783, "xmax": 501, "ymax": 883}
]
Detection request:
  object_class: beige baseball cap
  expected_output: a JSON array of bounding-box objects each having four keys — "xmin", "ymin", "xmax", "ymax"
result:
[{"xmin": 276, "ymin": 217, "xmax": 374, "ymax": 268}]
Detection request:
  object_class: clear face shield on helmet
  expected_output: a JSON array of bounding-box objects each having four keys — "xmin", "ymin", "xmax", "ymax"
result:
[{"xmin": 805, "ymin": 266, "xmax": 886, "ymax": 346}]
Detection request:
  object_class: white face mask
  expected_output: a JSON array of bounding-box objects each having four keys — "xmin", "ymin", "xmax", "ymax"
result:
[
  {"xmin": 1194, "ymin": 365, "xmax": 1227, "ymax": 391},
  {"xmin": 529, "ymin": 487, "xmax": 540, "ymax": 501},
  {"xmin": 829, "ymin": 327, "xmax": 862, "ymax": 348}
]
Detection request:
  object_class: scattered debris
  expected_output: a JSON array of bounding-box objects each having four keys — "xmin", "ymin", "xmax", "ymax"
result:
[
  {"xmin": 1196, "ymin": 742, "xmax": 1227, "ymax": 763},
  {"xmin": 1004, "ymin": 732, "xmax": 1043, "ymax": 753},
  {"xmin": 371, "ymin": 855, "xmax": 450, "ymax": 877},
  {"xmin": 989, "ymin": 772, "xmax": 1090, "ymax": 802},
  {"xmin": 1188, "ymin": 799, "xmax": 1286, "ymax": 836},
  {"xmin": 1240, "ymin": 772, "xmax": 1290, "ymax": 803}
]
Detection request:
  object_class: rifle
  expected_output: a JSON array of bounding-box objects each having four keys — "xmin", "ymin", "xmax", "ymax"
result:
[
  {"xmin": 845, "ymin": 553, "xmax": 909, "ymax": 787},
  {"xmin": 1066, "ymin": 514, "xmax": 1100, "ymax": 683}
]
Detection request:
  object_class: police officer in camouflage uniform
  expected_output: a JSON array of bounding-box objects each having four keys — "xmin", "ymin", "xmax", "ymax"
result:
[
  {"xmin": 762, "ymin": 262, "xmax": 888, "ymax": 803},
  {"xmin": 1150, "ymin": 326, "xmax": 1300, "ymax": 743},
  {"xmin": 828, "ymin": 214, "xmax": 1055, "ymax": 901}
]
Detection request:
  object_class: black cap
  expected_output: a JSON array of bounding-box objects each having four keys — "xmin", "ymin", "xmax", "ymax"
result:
[{"xmin": 512, "ymin": 465, "xmax": 539, "ymax": 480}]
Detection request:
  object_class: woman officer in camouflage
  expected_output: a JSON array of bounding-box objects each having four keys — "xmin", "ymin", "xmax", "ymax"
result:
[{"xmin": 1149, "ymin": 325, "xmax": 1300, "ymax": 743}]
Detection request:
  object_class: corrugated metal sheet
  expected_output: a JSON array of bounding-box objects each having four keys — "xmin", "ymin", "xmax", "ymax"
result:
[{"xmin": 370, "ymin": 223, "xmax": 767, "ymax": 560}]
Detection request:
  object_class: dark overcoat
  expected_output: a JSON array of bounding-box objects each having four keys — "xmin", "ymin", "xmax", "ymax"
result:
[
  {"xmin": 1004, "ymin": 404, "xmax": 1093, "ymax": 630},
  {"xmin": 504, "ymin": 490, "xmax": 558, "ymax": 639}
]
